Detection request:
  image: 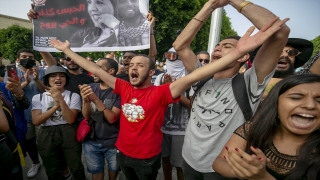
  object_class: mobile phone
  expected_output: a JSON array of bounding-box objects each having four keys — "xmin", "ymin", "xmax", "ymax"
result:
[{"xmin": 6, "ymin": 64, "xmax": 19, "ymax": 81}]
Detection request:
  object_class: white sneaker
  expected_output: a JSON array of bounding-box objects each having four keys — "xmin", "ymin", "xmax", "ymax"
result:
[{"xmin": 27, "ymin": 163, "xmax": 41, "ymax": 178}]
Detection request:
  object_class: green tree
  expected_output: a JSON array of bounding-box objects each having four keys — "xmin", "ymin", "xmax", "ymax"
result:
[
  {"xmin": 311, "ymin": 35, "xmax": 320, "ymax": 55},
  {"xmin": 149, "ymin": 0, "xmax": 237, "ymax": 60},
  {"xmin": 0, "ymin": 25, "xmax": 40, "ymax": 62}
]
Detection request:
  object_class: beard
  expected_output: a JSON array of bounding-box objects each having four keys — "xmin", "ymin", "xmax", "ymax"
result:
[
  {"xmin": 67, "ymin": 63, "xmax": 80, "ymax": 70},
  {"xmin": 273, "ymin": 59, "xmax": 295, "ymax": 78},
  {"xmin": 130, "ymin": 72, "xmax": 149, "ymax": 87}
]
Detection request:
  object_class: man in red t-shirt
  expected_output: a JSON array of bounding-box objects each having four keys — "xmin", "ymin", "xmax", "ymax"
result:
[{"xmin": 50, "ymin": 20, "xmax": 288, "ymax": 179}]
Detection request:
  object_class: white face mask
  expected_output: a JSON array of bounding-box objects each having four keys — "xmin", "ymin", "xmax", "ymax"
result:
[
  {"xmin": 41, "ymin": 62, "xmax": 45, "ymax": 66},
  {"xmin": 156, "ymin": 62, "xmax": 159, "ymax": 65},
  {"xmin": 16, "ymin": 62, "xmax": 20, "ymax": 66}
]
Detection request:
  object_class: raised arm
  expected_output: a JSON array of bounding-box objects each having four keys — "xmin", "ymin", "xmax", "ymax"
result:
[
  {"xmin": 50, "ymin": 40, "xmax": 116, "ymax": 89},
  {"xmin": 173, "ymin": 1, "xmax": 220, "ymax": 73},
  {"xmin": 229, "ymin": 0, "xmax": 290, "ymax": 83},
  {"xmin": 170, "ymin": 18, "xmax": 289, "ymax": 98},
  {"xmin": 147, "ymin": 11, "xmax": 157, "ymax": 61}
]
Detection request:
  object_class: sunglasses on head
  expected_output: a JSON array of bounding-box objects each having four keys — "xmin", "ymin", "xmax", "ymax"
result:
[
  {"xmin": 199, "ymin": 59, "xmax": 210, "ymax": 64},
  {"xmin": 64, "ymin": 57, "xmax": 72, "ymax": 61},
  {"xmin": 283, "ymin": 49, "xmax": 301, "ymax": 57},
  {"xmin": 164, "ymin": 52, "xmax": 179, "ymax": 61}
]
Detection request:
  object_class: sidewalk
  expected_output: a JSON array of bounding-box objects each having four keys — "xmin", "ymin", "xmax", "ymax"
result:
[{"xmin": 22, "ymin": 152, "xmax": 178, "ymax": 180}]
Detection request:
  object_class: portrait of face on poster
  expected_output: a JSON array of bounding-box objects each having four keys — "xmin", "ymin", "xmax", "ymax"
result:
[{"xmin": 32, "ymin": 0, "xmax": 150, "ymax": 52}]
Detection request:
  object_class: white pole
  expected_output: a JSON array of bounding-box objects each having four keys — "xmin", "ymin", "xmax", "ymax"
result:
[{"xmin": 207, "ymin": 8, "xmax": 223, "ymax": 54}]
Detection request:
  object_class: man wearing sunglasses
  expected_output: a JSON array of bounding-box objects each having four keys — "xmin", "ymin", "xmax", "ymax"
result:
[
  {"xmin": 197, "ymin": 51, "xmax": 210, "ymax": 65},
  {"xmin": 61, "ymin": 55, "xmax": 94, "ymax": 95},
  {"xmin": 250, "ymin": 38, "xmax": 314, "ymax": 78},
  {"xmin": 172, "ymin": 0, "xmax": 290, "ymax": 179}
]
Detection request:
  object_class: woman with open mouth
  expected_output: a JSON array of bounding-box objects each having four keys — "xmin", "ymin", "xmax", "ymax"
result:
[
  {"xmin": 31, "ymin": 66, "xmax": 85, "ymax": 180},
  {"xmin": 213, "ymin": 74, "xmax": 320, "ymax": 180}
]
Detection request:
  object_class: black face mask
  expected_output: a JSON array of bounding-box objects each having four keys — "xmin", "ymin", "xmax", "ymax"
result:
[{"xmin": 20, "ymin": 58, "xmax": 36, "ymax": 69}]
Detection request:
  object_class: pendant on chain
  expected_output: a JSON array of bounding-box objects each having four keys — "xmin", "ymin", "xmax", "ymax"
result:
[{"xmin": 215, "ymin": 92, "xmax": 221, "ymax": 98}]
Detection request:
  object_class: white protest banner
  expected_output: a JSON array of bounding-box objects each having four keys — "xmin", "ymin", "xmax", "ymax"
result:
[{"xmin": 32, "ymin": 0, "xmax": 150, "ymax": 52}]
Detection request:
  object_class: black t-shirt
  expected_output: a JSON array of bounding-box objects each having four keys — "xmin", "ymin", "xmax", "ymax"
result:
[
  {"xmin": 65, "ymin": 71, "xmax": 94, "ymax": 95},
  {"xmin": 116, "ymin": 72, "xmax": 130, "ymax": 82}
]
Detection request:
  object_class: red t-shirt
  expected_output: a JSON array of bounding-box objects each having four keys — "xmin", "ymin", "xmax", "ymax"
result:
[{"xmin": 114, "ymin": 78, "xmax": 180, "ymax": 159}]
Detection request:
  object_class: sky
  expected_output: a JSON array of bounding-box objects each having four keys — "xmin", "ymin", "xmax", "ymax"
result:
[
  {"xmin": 224, "ymin": 0, "xmax": 320, "ymax": 40},
  {"xmin": 0, "ymin": 0, "xmax": 319, "ymax": 41}
]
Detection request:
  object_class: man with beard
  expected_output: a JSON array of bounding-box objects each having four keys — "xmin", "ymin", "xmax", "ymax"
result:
[
  {"xmin": 50, "ymin": 16, "xmax": 287, "ymax": 179},
  {"xmin": 80, "ymin": 58, "xmax": 121, "ymax": 180},
  {"xmin": 62, "ymin": 54, "xmax": 94, "ymax": 95},
  {"xmin": 117, "ymin": 0, "xmax": 150, "ymax": 46},
  {"xmin": 258, "ymin": 38, "xmax": 314, "ymax": 99},
  {"xmin": 4, "ymin": 49, "xmax": 47, "ymax": 178},
  {"xmin": 250, "ymin": 38, "xmax": 314, "ymax": 79}
]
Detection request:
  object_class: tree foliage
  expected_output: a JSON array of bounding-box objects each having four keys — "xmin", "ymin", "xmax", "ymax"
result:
[
  {"xmin": 148, "ymin": 0, "xmax": 237, "ymax": 60},
  {"xmin": 311, "ymin": 35, "xmax": 320, "ymax": 55},
  {"xmin": 0, "ymin": 1, "xmax": 238, "ymax": 62}
]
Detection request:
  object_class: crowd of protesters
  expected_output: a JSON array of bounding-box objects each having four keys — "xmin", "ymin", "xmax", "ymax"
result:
[{"xmin": 1, "ymin": 0, "xmax": 320, "ymax": 180}]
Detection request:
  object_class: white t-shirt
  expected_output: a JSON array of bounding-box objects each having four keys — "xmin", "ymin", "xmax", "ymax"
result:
[
  {"xmin": 182, "ymin": 61, "xmax": 275, "ymax": 172},
  {"xmin": 31, "ymin": 90, "xmax": 81, "ymax": 126}
]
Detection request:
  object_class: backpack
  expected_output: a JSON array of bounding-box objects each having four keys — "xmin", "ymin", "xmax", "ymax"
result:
[
  {"xmin": 0, "ymin": 82, "xmax": 27, "ymax": 143},
  {"xmin": 191, "ymin": 73, "xmax": 252, "ymax": 121}
]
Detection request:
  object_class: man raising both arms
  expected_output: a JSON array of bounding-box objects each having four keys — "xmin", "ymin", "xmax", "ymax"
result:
[
  {"xmin": 173, "ymin": 0, "xmax": 290, "ymax": 179},
  {"xmin": 50, "ymin": 17, "xmax": 288, "ymax": 179}
]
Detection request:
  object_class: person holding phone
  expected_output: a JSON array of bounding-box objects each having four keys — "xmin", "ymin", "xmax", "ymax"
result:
[{"xmin": 4, "ymin": 48, "xmax": 47, "ymax": 178}]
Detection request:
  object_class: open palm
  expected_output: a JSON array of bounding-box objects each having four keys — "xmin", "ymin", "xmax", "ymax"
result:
[
  {"xmin": 50, "ymin": 39, "xmax": 71, "ymax": 51},
  {"xmin": 236, "ymin": 17, "xmax": 289, "ymax": 55}
]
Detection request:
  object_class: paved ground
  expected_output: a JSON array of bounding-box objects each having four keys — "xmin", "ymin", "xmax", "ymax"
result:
[{"xmin": 22, "ymin": 152, "xmax": 178, "ymax": 180}]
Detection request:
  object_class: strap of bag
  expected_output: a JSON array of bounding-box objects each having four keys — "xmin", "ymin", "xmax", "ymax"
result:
[
  {"xmin": 40, "ymin": 92, "xmax": 73, "ymax": 102},
  {"xmin": 190, "ymin": 74, "xmax": 252, "ymax": 121},
  {"xmin": 231, "ymin": 73, "xmax": 252, "ymax": 121},
  {"xmin": 190, "ymin": 76, "xmax": 212, "ymax": 105}
]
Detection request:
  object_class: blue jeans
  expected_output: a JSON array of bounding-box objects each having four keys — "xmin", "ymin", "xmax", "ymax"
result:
[
  {"xmin": 83, "ymin": 140, "xmax": 120, "ymax": 173},
  {"xmin": 116, "ymin": 150, "xmax": 161, "ymax": 180}
]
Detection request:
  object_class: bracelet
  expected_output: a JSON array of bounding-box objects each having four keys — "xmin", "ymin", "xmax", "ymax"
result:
[
  {"xmin": 14, "ymin": 91, "xmax": 24, "ymax": 98},
  {"xmin": 193, "ymin": 17, "xmax": 205, "ymax": 23},
  {"xmin": 238, "ymin": 1, "xmax": 253, "ymax": 13}
]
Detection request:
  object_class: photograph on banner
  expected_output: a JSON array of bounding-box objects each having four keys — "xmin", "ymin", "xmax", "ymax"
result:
[{"xmin": 32, "ymin": 0, "xmax": 150, "ymax": 52}]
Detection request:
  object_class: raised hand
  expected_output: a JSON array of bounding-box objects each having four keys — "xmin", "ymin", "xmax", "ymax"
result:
[
  {"xmin": 225, "ymin": 146, "xmax": 271, "ymax": 179},
  {"xmin": 24, "ymin": 69, "xmax": 31, "ymax": 84},
  {"xmin": 163, "ymin": 74, "xmax": 175, "ymax": 84},
  {"xmin": 79, "ymin": 84, "xmax": 94, "ymax": 100},
  {"xmin": 6, "ymin": 77, "xmax": 23, "ymax": 96},
  {"xmin": 147, "ymin": 11, "xmax": 155, "ymax": 29},
  {"xmin": 32, "ymin": 67, "xmax": 39, "ymax": 80},
  {"xmin": 236, "ymin": 17, "xmax": 290, "ymax": 55},
  {"xmin": 27, "ymin": 4, "xmax": 38, "ymax": 22},
  {"xmin": 50, "ymin": 39, "xmax": 71, "ymax": 52},
  {"xmin": 46, "ymin": 87, "xmax": 64, "ymax": 108}
]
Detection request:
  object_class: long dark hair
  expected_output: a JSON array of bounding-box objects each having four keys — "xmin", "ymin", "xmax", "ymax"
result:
[{"xmin": 245, "ymin": 74, "xmax": 320, "ymax": 180}]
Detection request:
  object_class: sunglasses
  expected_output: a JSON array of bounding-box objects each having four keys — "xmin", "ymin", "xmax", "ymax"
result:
[
  {"xmin": 199, "ymin": 59, "xmax": 210, "ymax": 64},
  {"xmin": 123, "ymin": 56, "xmax": 133, "ymax": 60},
  {"xmin": 64, "ymin": 57, "xmax": 72, "ymax": 61},
  {"xmin": 164, "ymin": 52, "xmax": 179, "ymax": 61},
  {"xmin": 283, "ymin": 49, "xmax": 301, "ymax": 57}
]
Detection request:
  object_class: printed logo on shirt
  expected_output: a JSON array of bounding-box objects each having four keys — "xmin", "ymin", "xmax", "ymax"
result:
[
  {"xmin": 122, "ymin": 98, "xmax": 145, "ymax": 122},
  {"xmin": 47, "ymin": 101, "xmax": 63, "ymax": 121}
]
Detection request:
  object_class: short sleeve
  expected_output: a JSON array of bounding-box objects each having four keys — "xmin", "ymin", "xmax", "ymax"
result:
[
  {"xmin": 69, "ymin": 93, "xmax": 81, "ymax": 111},
  {"xmin": 31, "ymin": 94, "xmax": 42, "ymax": 110},
  {"xmin": 233, "ymin": 121, "xmax": 252, "ymax": 140},
  {"xmin": 153, "ymin": 73, "xmax": 164, "ymax": 86},
  {"xmin": 113, "ymin": 95, "xmax": 121, "ymax": 109},
  {"xmin": 114, "ymin": 78, "xmax": 132, "ymax": 96}
]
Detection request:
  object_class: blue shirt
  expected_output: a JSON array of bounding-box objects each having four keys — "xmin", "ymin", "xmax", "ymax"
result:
[{"xmin": 5, "ymin": 67, "xmax": 46, "ymax": 122}]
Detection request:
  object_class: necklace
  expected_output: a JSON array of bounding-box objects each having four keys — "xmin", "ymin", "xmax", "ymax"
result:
[{"xmin": 212, "ymin": 78, "xmax": 232, "ymax": 98}]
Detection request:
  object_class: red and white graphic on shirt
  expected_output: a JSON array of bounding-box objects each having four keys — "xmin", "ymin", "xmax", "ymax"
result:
[{"xmin": 122, "ymin": 98, "xmax": 145, "ymax": 122}]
